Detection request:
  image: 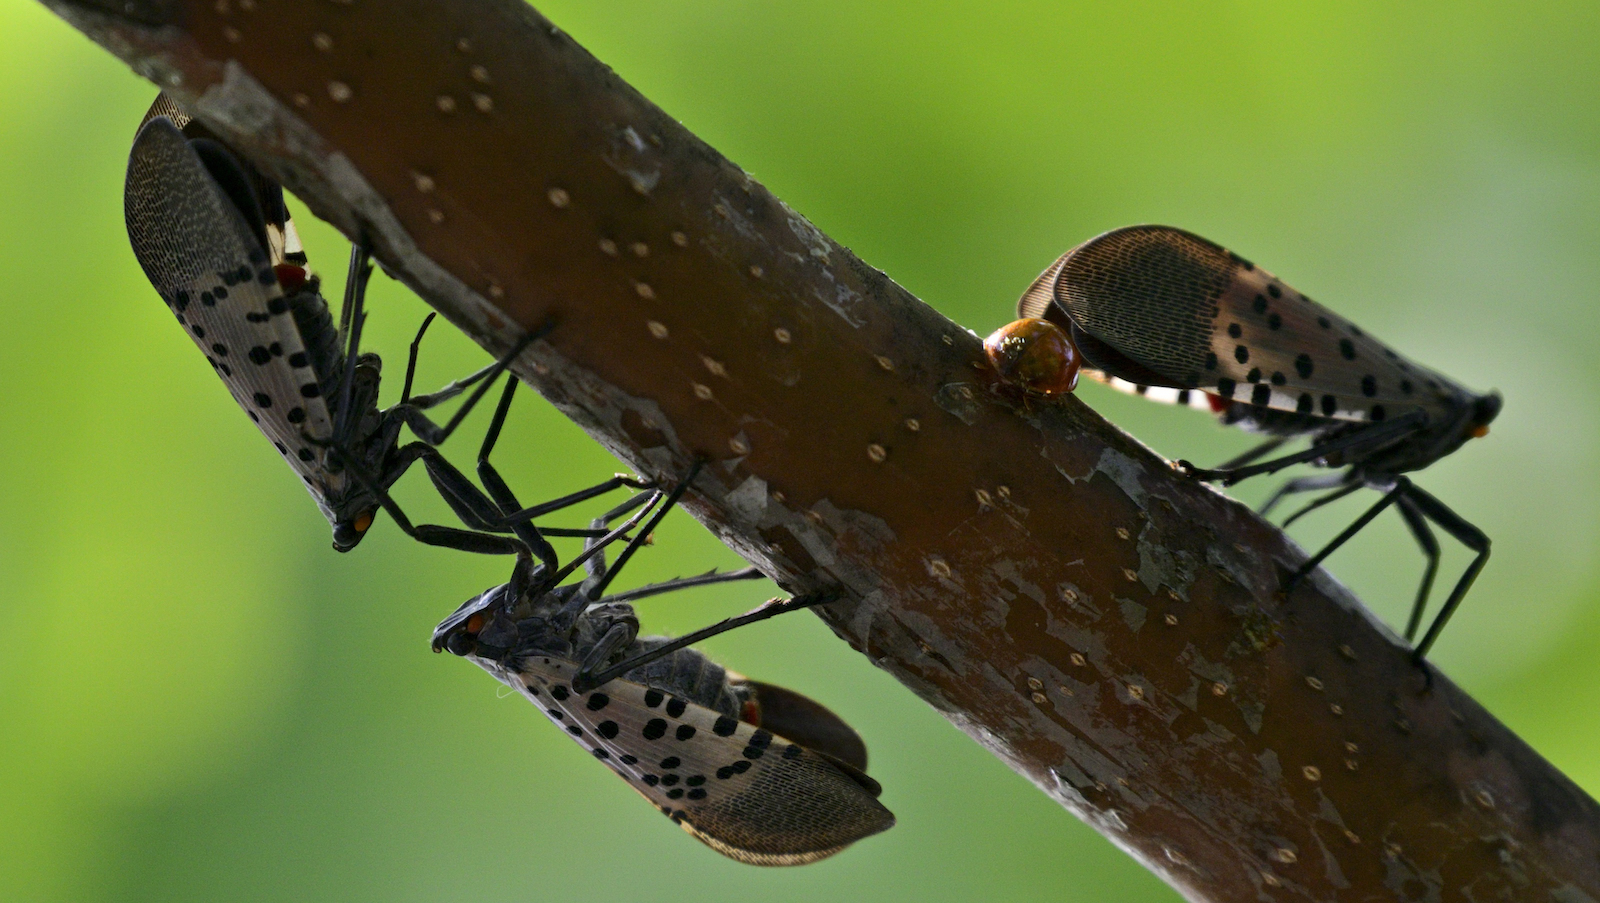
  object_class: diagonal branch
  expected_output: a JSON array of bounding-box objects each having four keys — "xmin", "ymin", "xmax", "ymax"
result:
[{"xmin": 42, "ymin": 1, "xmax": 1600, "ymax": 898}]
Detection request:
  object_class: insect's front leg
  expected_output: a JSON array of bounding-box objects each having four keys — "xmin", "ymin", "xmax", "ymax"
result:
[
  {"xmin": 1401, "ymin": 483, "xmax": 1490, "ymax": 665},
  {"xmin": 574, "ymin": 603, "xmax": 642, "ymax": 686}
]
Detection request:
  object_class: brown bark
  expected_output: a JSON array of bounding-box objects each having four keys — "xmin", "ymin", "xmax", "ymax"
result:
[{"xmin": 42, "ymin": 1, "xmax": 1600, "ymax": 899}]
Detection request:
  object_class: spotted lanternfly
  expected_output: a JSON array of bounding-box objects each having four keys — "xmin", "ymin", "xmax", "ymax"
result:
[
  {"xmin": 1018, "ymin": 225, "xmax": 1500, "ymax": 661},
  {"xmin": 125, "ymin": 94, "xmax": 556, "ymax": 553},
  {"xmin": 429, "ymin": 403, "xmax": 891, "ymax": 863},
  {"xmin": 984, "ymin": 317, "xmax": 1081, "ymax": 396}
]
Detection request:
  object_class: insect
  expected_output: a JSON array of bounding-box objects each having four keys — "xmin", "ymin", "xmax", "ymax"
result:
[
  {"xmin": 125, "ymin": 94, "xmax": 573, "ymax": 553},
  {"xmin": 983, "ymin": 317, "xmax": 1081, "ymax": 396},
  {"xmin": 429, "ymin": 383, "xmax": 892, "ymax": 864},
  {"xmin": 1018, "ymin": 225, "xmax": 1499, "ymax": 662}
]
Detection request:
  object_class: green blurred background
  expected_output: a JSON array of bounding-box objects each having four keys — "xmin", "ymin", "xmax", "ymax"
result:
[{"xmin": 5, "ymin": 2, "xmax": 1600, "ymax": 900}]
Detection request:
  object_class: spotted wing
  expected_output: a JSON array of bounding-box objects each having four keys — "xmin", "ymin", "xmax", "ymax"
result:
[
  {"xmin": 503, "ymin": 656, "xmax": 894, "ymax": 866},
  {"xmin": 125, "ymin": 116, "xmax": 342, "ymax": 516},
  {"xmin": 139, "ymin": 93, "xmax": 309, "ymax": 271},
  {"xmin": 1021, "ymin": 225, "xmax": 1471, "ymax": 424}
]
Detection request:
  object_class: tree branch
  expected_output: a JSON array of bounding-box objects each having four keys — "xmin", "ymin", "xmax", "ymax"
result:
[{"xmin": 43, "ymin": 1, "xmax": 1600, "ymax": 898}]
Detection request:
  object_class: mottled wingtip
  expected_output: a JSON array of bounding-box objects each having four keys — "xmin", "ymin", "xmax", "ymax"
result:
[
  {"xmin": 679, "ymin": 816, "xmax": 896, "ymax": 867},
  {"xmin": 674, "ymin": 764, "xmax": 896, "ymax": 867}
]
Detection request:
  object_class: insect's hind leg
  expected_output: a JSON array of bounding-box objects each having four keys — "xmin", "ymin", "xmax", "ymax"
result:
[
  {"xmin": 1402, "ymin": 483, "xmax": 1490, "ymax": 663},
  {"xmin": 1283, "ymin": 477, "xmax": 1409, "ymax": 596},
  {"xmin": 1179, "ymin": 411, "xmax": 1427, "ymax": 486},
  {"xmin": 571, "ymin": 588, "xmax": 840, "ymax": 694},
  {"xmin": 1258, "ymin": 472, "xmax": 1350, "ymax": 518},
  {"xmin": 601, "ymin": 567, "xmax": 768, "ymax": 604}
]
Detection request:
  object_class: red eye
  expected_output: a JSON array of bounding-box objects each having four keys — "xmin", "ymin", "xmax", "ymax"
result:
[
  {"xmin": 274, "ymin": 264, "xmax": 307, "ymax": 291},
  {"xmin": 465, "ymin": 613, "xmax": 486, "ymax": 635},
  {"xmin": 983, "ymin": 318, "xmax": 1081, "ymax": 397}
]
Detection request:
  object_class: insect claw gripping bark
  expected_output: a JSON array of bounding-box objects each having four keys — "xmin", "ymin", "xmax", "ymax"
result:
[
  {"xmin": 428, "ymin": 421, "xmax": 885, "ymax": 862},
  {"xmin": 1018, "ymin": 224, "xmax": 1501, "ymax": 661},
  {"xmin": 126, "ymin": 92, "xmax": 635, "ymax": 553}
]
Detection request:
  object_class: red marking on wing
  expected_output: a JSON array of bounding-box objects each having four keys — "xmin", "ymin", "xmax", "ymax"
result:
[{"xmin": 273, "ymin": 264, "xmax": 306, "ymax": 291}]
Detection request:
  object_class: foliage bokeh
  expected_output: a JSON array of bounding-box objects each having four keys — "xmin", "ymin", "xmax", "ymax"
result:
[{"xmin": 4, "ymin": 2, "xmax": 1600, "ymax": 900}]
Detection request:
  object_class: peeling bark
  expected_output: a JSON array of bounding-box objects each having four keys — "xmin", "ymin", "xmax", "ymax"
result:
[{"xmin": 41, "ymin": 1, "xmax": 1600, "ymax": 899}]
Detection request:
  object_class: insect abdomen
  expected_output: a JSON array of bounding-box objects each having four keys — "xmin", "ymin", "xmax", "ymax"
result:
[
  {"xmin": 623, "ymin": 638, "xmax": 747, "ymax": 719},
  {"xmin": 284, "ymin": 288, "xmax": 345, "ymax": 395}
]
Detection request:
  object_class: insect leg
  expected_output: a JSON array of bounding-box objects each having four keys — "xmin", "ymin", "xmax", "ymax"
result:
[
  {"xmin": 571, "ymin": 588, "xmax": 842, "ymax": 693},
  {"xmin": 602, "ymin": 567, "xmax": 768, "ymax": 603},
  {"xmin": 547, "ymin": 490, "xmax": 665, "ymax": 587},
  {"xmin": 393, "ymin": 319, "xmax": 552, "ymax": 446},
  {"xmin": 1280, "ymin": 481, "xmax": 1364, "ymax": 528},
  {"xmin": 581, "ymin": 492, "xmax": 665, "ymax": 585},
  {"xmin": 1401, "ymin": 484, "xmax": 1490, "ymax": 663},
  {"xmin": 456, "ymin": 376, "xmax": 561, "ymax": 568},
  {"xmin": 459, "ymin": 377, "xmax": 650, "ymax": 556},
  {"xmin": 399, "ymin": 313, "xmax": 435, "ymax": 403},
  {"xmin": 333, "ymin": 449, "xmax": 530, "ymax": 555},
  {"xmin": 1214, "ymin": 436, "xmax": 1290, "ymax": 472},
  {"xmin": 406, "ymin": 414, "xmax": 648, "ymax": 537},
  {"xmin": 1258, "ymin": 473, "xmax": 1350, "ymax": 518},
  {"xmin": 332, "ymin": 243, "xmax": 375, "ymax": 443},
  {"xmin": 1284, "ymin": 478, "xmax": 1409, "ymax": 595},
  {"xmin": 402, "ymin": 446, "xmax": 606, "ymax": 538},
  {"xmin": 1394, "ymin": 493, "xmax": 1440, "ymax": 643},
  {"xmin": 574, "ymin": 617, "xmax": 641, "ymax": 682},
  {"xmin": 495, "ymin": 474, "xmax": 655, "ymax": 528},
  {"xmin": 582, "ymin": 459, "xmax": 706, "ymax": 601},
  {"xmin": 1179, "ymin": 411, "xmax": 1427, "ymax": 486},
  {"xmin": 399, "ymin": 313, "xmax": 499, "ymax": 405}
]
